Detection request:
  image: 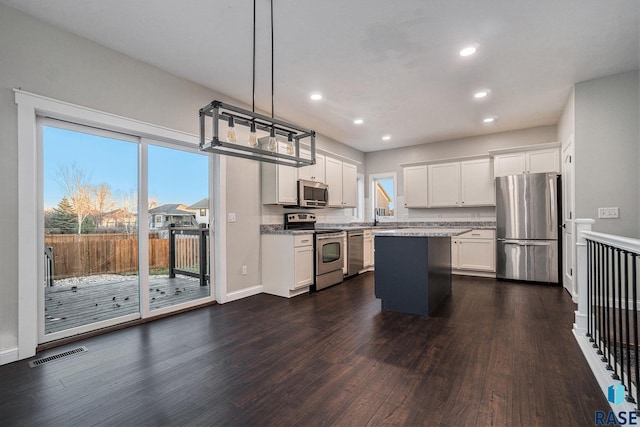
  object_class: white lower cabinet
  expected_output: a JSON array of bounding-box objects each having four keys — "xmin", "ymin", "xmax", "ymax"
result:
[
  {"xmin": 262, "ymin": 233, "xmax": 314, "ymax": 298},
  {"xmin": 363, "ymin": 229, "xmax": 374, "ymax": 268},
  {"xmin": 451, "ymin": 229, "xmax": 496, "ymax": 277},
  {"xmin": 343, "ymin": 234, "xmax": 348, "ymax": 275}
]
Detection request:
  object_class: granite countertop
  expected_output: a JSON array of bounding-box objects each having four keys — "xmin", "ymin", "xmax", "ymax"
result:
[
  {"xmin": 262, "ymin": 221, "xmax": 496, "ymax": 235},
  {"xmin": 372, "ymin": 228, "xmax": 472, "ymax": 237},
  {"xmin": 260, "ymin": 225, "xmax": 314, "ymax": 235},
  {"xmin": 319, "ymin": 221, "xmax": 496, "ymax": 230}
]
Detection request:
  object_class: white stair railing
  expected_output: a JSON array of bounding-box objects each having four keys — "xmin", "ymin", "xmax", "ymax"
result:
[{"xmin": 574, "ymin": 218, "xmax": 640, "ymax": 413}]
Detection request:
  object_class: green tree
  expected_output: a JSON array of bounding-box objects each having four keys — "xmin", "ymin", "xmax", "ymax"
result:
[
  {"xmin": 80, "ymin": 216, "xmax": 96, "ymax": 234},
  {"xmin": 49, "ymin": 197, "xmax": 77, "ymax": 234}
]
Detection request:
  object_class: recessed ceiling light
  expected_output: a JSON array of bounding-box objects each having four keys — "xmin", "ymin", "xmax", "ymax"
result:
[
  {"xmin": 353, "ymin": 118, "xmax": 364, "ymax": 125},
  {"xmin": 459, "ymin": 46, "xmax": 477, "ymax": 57},
  {"xmin": 310, "ymin": 93, "xmax": 322, "ymax": 101},
  {"xmin": 382, "ymin": 135, "xmax": 391, "ymax": 141},
  {"xmin": 474, "ymin": 90, "xmax": 489, "ymax": 99},
  {"xmin": 483, "ymin": 117, "xmax": 496, "ymax": 123}
]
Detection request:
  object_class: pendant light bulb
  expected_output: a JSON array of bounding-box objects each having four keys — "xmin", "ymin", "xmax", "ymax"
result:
[
  {"xmin": 227, "ymin": 117, "xmax": 237, "ymax": 143},
  {"xmin": 268, "ymin": 128, "xmax": 277, "ymax": 152},
  {"xmin": 248, "ymin": 122, "xmax": 258, "ymax": 148},
  {"xmin": 286, "ymin": 133, "xmax": 294, "ymax": 155}
]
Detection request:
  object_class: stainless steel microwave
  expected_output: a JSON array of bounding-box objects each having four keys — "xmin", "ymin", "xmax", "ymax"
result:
[{"xmin": 297, "ymin": 179, "xmax": 328, "ymax": 208}]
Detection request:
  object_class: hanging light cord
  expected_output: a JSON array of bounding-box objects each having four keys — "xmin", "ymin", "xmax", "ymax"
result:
[
  {"xmin": 252, "ymin": 0, "xmax": 256, "ymax": 113},
  {"xmin": 271, "ymin": 0, "xmax": 274, "ymax": 119}
]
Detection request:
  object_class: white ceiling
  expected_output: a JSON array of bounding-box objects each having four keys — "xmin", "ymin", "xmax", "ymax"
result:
[{"xmin": 3, "ymin": 0, "xmax": 638, "ymax": 152}]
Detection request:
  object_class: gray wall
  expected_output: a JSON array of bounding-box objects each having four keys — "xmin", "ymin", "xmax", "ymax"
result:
[
  {"xmin": 575, "ymin": 70, "xmax": 639, "ymax": 237},
  {"xmin": 365, "ymin": 125, "xmax": 558, "ymax": 198},
  {"xmin": 0, "ymin": 3, "xmax": 362, "ymax": 351},
  {"xmin": 558, "ymin": 88, "xmax": 575, "ymax": 146}
]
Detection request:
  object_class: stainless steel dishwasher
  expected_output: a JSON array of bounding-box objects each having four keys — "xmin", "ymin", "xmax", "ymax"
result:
[{"xmin": 347, "ymin": 230, "xmax": 364, "ymax": 276}]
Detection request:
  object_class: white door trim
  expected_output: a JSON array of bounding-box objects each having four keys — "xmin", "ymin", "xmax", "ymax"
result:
[
  {"xmin": 14, "ymin": 89, "xmax": 220, "ymax": 361},
  {"xmin": 562, "ymin": 134, "xmax": 576, "ymax": 300}
]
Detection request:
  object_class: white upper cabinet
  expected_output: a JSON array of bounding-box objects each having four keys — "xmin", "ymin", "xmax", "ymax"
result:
[
  {"xmin": 403, "ymin": 165, "xmax": 429, "ymax": 208},
  {"xmin": 298, "ymin": 149, "xmax": 325, "ymax": 183},
  {"xmin": 493, "ymin": 147, "xmax": 560, "ymax": 177},
  {"xmin": 427, "ymin": 158, "xmax": 494, "ymax": 207},
  {"xmin": 493, "ymin": 152, "xmax": 526, "ymax": 177},
  {"xmin": 460, "ymin": 158, "xmax": 494, "ymax": 206},
  {"xmin": 261, "ymin": 141, "xmax": 298, "ymax": 205},
  {"xmin": 341, "ymin": 162, "xmax": 357, "ymax": 208},
  {"xmin": 325, "ymin": 156, "xmax": 343, "ymax": 207},
  {"xmin": 428, "ymin": 162, "xmax": 460, "ymax": 207},
  {"xmin": 526, "ymin": 148, "xmax": 560, "ymax": 174},
  {"xmin": 325, "ymin": 156, "xmax": 357, "ymax": 208}
]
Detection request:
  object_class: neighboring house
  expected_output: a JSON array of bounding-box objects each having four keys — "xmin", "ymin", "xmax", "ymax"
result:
[
  {"xmin": 375, "ymin": 182, "xmax": 391, "ymax": 217},
  {"xmin": 148, "ymin": 204, "xmax": 197, "ymax": 230},
  {"xmin": 99, "ymin": 208, "xmax": 137, "ymax": 232},
  {"xmin": 187, "ymin": 198, "xmax": 210, "ymax": 227}
]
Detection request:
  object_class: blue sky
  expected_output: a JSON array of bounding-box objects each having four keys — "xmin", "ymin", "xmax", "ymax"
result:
[{"xmin": 43, "ymin": 126, "xmax": 208, "ymax": 210}]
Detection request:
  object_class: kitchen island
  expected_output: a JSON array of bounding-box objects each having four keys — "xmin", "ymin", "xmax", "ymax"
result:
[{"xmin": 372, "ymin": 228, "xmax": 470, "ymax": 316}]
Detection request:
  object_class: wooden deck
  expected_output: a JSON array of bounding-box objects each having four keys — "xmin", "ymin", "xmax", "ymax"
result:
[{"xmin": 45, "ymin": 276, "xmax": 210, "ymax": 334}]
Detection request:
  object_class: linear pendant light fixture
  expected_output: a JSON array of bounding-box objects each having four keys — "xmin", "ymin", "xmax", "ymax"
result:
[{"xmin": 199, "ymin": 0, "xmax": 316, "ymax": 168}]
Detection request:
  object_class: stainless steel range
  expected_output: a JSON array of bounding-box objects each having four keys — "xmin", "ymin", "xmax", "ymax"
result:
[{"xmin": 284, "ymin": 213, "xmax": 346, "ymax": 290}]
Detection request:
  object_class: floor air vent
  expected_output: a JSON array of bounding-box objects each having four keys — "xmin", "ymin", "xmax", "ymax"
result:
[{"xmin": 28, "ymin": 346, "xmax": 88, "ymax": 368}]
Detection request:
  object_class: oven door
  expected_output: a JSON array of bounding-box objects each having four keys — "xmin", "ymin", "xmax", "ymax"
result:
[{"xmin": 316, "ymin": 234, "xmax": 344, "ymax": 275}]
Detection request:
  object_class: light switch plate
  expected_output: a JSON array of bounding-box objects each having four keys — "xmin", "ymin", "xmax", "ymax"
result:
[
  {"xmin": 227, "ymin": 213, "xmax": 237, "ymax": 222},
  {"xmin": 598, "ymin": 207, "xmax": 619, "ymax": 219}
]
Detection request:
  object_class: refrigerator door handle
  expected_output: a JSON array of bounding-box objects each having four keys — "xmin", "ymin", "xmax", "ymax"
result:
[{"xmin": 501, "ymin": 240, "xmax": 552, "ymax": 246}]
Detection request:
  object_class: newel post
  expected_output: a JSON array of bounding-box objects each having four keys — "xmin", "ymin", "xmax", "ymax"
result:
[{"xmin": 574, "ymin": 218, "xmax": 595, "ymax": 335}]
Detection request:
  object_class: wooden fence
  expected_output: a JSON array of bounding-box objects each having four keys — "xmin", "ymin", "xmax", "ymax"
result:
[{"xmin": 44, "ymin": 233, "xmax": 168, "ymax": 279}]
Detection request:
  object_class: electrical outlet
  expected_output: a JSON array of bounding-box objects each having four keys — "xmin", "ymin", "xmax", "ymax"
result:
[
  {"xmin": 598, "ymin": 207, "xmax": 619, "ymax": 219},
  {"xmin": 242, "ymin": 265, "xmax": 247, "ymax": 275},
  {"xmin": 227, "ymin": 213, "xmax": 237, "ymax": 223}
]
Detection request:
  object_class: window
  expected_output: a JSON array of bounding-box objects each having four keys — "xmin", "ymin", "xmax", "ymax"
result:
[
  {"xmin": 200, "ymin": 209, "xmax": 207, "ymax": 217},
  {"xmin": 369, "ymin": 173, "xmax": 397, "ymax": 221}
]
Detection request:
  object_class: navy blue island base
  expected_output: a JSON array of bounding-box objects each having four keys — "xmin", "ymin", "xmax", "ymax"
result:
[{"xmin": 374, "ymin": 231, "xmax": 458, "ymax": 317}]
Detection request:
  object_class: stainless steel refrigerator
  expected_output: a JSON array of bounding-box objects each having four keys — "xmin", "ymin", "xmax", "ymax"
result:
[{"xmin": 496, "ymin": 173, "xmax": 560, "ymax": 284}]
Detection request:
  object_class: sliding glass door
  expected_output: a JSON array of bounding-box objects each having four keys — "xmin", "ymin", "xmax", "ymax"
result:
[
  {"xmin": 40, "ymin": 121, "xmax": 213, "ymax": 342},
  {"xmin": 42, "ymin": 120, "xmax": 140, "ymax": 338},
  {"xmin": 147, "ymin": 144, "xmax": 211, "ymax": 312}
]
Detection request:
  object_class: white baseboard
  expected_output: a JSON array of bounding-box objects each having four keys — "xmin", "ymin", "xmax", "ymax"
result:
[
  {"xmin": 452, "ymin": 270, "xmax": 496, "ymax": 278},
  {"xmin": 224, "ymin": 285, "xmax": 263, "ymax": 303},
  {"xmin": 0, "ymin": 347, "xmax": 19, "ymax": 366},
  {"xmin": 573, "ymin": 329, "xmax": 637, "ymax": 414}
]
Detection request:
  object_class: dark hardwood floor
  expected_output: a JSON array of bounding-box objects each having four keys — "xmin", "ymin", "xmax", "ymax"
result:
[{"xmin": 0, "ymin": 273, "xmax": 610, "ymax": 426}]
